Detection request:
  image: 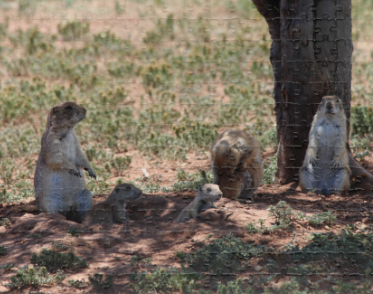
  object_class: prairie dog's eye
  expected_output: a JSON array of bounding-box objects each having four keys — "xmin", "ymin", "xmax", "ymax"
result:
[
  {"xmin": 115, "ymin": 188, "xmax": 120, "ymax": 193},
  {"xmin": 65, "ymin": 105, "xmax": 73, "ymax": 110},
  {"xmin": 337, "ymin": 99, "xmax": 340, "ymax": 103},
  {"xmin": 207, "ymin": 188, "xmax": 211, "ymax": 192}
]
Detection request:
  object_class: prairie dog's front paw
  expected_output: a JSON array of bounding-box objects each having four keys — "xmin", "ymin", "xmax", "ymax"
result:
[
  {"xmin": 330, "ymin": 158, "xmax": 341, "ymax": 169},
  {"xmin": 308, "ymin": 156, "xmax": 318, "ymax": 166},
  {"xmin": 85, "ymin": 168, "xmax": 96, "ymax": 179},
  {"xmin": 68, "ymin": 168, "xmax": 81, "ymax": 177}
]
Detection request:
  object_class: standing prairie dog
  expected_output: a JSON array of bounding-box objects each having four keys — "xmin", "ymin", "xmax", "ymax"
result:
[
  {"xmin": 299, "ymin": 95, "xmax": 350, "ymax": 195},
  {"xmin": 83, "ymin": 183, "xmax": 142, "ymax": 226},
  {"xmin": 34, "ymin": 102, "xmax": 96, "ymax": 223},
  {"xmin": 175, "ymin": 184, "xmax": 222, "ymax": 224},
  {"xmin": 211, "ymin": 130, "xmax": 263, "ymax": 201}
]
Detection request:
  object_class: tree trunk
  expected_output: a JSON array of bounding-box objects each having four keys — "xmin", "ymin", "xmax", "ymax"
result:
[{"xmin": 252, "ymin": 0, "xmax": 352, "ymax": 184}]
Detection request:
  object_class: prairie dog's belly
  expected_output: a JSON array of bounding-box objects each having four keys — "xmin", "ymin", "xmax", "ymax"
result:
[
  {"xmin": 314, "ymin": 123, "xmax": 340, "ymax": 163},
  {"xmin": 61, "ymin": 132, "xmax": 77, "ymax": 163},
  {"xmin": 36, "ymin": 165, "xmax": 85, "ymax": 198}
]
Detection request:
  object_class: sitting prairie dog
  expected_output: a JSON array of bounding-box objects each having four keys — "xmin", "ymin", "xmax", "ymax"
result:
[
  {"xmin": 84, "ymin": 183, "xmax": 142, "ymax": 226},
  {"xmin": 299, "ymin": 95, "xmax": 350, "ymax": 195},
  {"xmin": 211, "ymin": 130, "xmax": 263, "ymax": 201},
  {"xmin": 34, "ymin": 102, "xmax": 96, "ymax": 223},
  {"xmin": 175, "ymin": 184, "xmax": 222, "ymax": 224}
]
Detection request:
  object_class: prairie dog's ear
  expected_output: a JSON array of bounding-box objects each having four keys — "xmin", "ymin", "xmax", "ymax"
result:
[{"xmin": 199, "ymin": 186, "xmax": 203, "ymax": 192}]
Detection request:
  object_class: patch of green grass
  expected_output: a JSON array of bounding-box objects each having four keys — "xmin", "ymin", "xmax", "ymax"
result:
[
  {"xmin": 5, "ymin": 266, "xmax": 54, "ymax": 290},
  {"xmin": 130, "ymin": 267, "xmax": 200, "ymax": 294},
  {"xmin": 0, "ymin": 246, "xmax": 7, "ymax": 256},
  {"xmin": 262, "ymin": 154, "xmax": 277, "ymax": 184},
  {"xmin": 172, "ymin": 169, "xmax": 213, "ymax": 191},
  {"xmin": 58, "ymin": 20, "xmax": 89, "ymax": 40},
  {"xmin": 30, "ymin": 249, "xmax": 88, "ymax": 272},
  {"xmin": 68, "ymin": 279, "xmax": 87, "ymax": 289},
  {"xmin": 67, "ymin": 227, "xmax": 83, "ymax": 237},
  {"xmin": 177, "ymin": 233, "xmax": 270, "ymax": 274},
  {"xmin": 89, "ymin": 273, "xmax": 113, "ymax": 289},
  {"xmin": 307, "ymin": 211, "xmax": 337, "ymax": 227}
]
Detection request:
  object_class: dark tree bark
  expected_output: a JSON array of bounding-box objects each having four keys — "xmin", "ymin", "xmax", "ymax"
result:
[{"xmin": 252, "ymin": 0, "xmax": 353, "ymax": 184}]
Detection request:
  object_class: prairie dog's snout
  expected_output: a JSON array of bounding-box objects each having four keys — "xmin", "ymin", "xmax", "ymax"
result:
[{"xmin": 326, "ymin": 102, "xmax": 333, "ymax": 110}]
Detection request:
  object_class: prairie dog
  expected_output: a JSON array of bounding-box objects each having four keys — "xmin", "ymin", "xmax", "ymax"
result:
[
  {"xmin": 299, "ymin": 95, "xmax": 350, "ymax": 195},
  {"xmin": 84, "ymin": 183, "xmax": 142, "ymax": 226},
  {"xmin": 211, "ymin": 130, "xmax": 263, "ymax": 201},
  {"xmin": 175, "ymin": 184, "xmax": 222, "ymax": 224},
  {"xmin": 34, "ymin": 102, "xmax": 96, "ymax": 223}
]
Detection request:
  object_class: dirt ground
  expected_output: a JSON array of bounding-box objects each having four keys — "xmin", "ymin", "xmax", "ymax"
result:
[{"xmin": 1, "ymin": 172, "xmax": 372, "ymax": 293}]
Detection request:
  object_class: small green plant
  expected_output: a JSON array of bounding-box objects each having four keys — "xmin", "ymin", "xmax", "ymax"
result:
[
  {"xmin": 110, "ymin": 156, "xmax": 132, "ymax": 176},
  {"xmin": 5, "ymin": 266, "xmax": 52, "ymax": 290},
  {"xmin": 262, "ymin": 155, "xmax": 277, "ymax": 184},
  {"xmin": 67, "ymin": 226, "xmax": 83, "ymax": 237},
  {"xmin": 172, "ymin": 169, "xmax": 213, "ymax": 191},
  {"xmin": 130, "ymin": 267, "xmax": 199, "ymax": 294},
  {"xmin": 178, "ymin": 233, "xmax": 269, "ymax": 273},
  {"xmin": 267, "ymin": 201, "xmax": 294, "ymax": 229},
  {"xmin": 89, "ymin": 273, "xmax": 113, "ymax": 289},
  {"xmin": 68, "ymin": 279, "xmax": 87, "ymax": 289},
  {"xmin": 307, "ymin": 211, "xmax": 337, "ymax": 227},
  {"xmin": 216, "ymin": 278, "xmax": 254, "ymax": 294},
  {"xmin": 30, "ymin": 249, "xmax": 88, "ymax": 272},
  {"xmin": 58, "ymin": 20, "xmax": 89, "ymax": 40},
  {"xmin": 0, "ymin": 246, "xmax": 7, "ymax": 256},
  {"xmin": 130, "ymin": 255, "xmax": 140, "ymax": 266}
]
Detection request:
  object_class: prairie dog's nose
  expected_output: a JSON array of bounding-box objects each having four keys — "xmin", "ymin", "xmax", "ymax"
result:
[{"xmin": 326, "ymin": 102, "xmax": 332, "ymax": 109}]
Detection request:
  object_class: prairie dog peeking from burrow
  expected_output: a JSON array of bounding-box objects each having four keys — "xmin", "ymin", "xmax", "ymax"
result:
[
  {"xmin": 84, "ymin": 183, "xmax": 143, "ymax": 226},
  {"xmin": 175, "ymin": 184, "xmax": 223, "ymax": 224}
]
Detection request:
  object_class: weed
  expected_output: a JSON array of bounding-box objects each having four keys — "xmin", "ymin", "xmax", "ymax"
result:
[
  {"xmin": 130, "ymin": 267, "xmax": 200, "ymax": 294},
  {"xmin": 89, "ymin": 273, "xmax": 113, "ymax": 289},
  {"xmin": 267, "ymin": 201, "xmax": 294, "ymax": 230},
  {"xmin": 67, "ymin": 226, "xmax": 83, "ymax": 237},
  {"xmin": 5, "ymin": 266, "xmax": 53, "ymax": 290},
  {"xmin": 58, "ymin": 21, "xmax": 89, "ymax": 40},
  {"xmin": 68, "ymin": 279, "xmax": 87, "ymax": 289},
  {"xmin": 351, "ymin": 105, "xmax": 373, "ymax": 137},
  {"xmin": 110, "ymin": 156, "xmax": 132, "ymax": 177},
  {"xmin": 216, "ymin": 278, "xmax": 254, "ymax": 294},
  {"xmin": 307, "ymin": 211, "xmax": 337, "ymax": 227},
  {"xmin": 30, "ymin": 249, "xmax": 88, "ymax": 272},
  {"xmin": 172, "ymin": 170, "xmax": 213, "ymax": 191},
  {"xmin": 178, "ymin": 233, "xmax": 269, "ymax": 273},
  {"xmin": 0, "ymin": 246, "xmax": 7, "ymax": 256},
  {"xmin": 130, "ymin": 255, "xmax": 140, "ymax": 266},
  {"xmin": 0, "ymin": 262, "xmax": 16, "ymax": 272},
  {"xmin": 262, "ymin": 155, "xmax": 277, "ymax": 184}
]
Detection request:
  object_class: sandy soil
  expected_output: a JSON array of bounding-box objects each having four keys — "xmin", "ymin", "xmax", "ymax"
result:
[{"xmin": 1, "ymin": 177, "xmax": 372, "ymax": 293}]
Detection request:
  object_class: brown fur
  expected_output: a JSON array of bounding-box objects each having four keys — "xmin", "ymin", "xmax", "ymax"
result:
[
  {"xmin": 84, "ymin": 183, "xmax": 142, "ymax": 226},
  {"xmin": 211, "ymin": 130, "xmax": 263, "ymax": 201},
  {"xmin": 34, "ymin": 102, "xmax": 96, "ymax": 223},
  {"xmin": 299, "ymin": 95, "xmax": 350, "ymax": 195},
  {"xmin": 175, "ymin": 184, "xmax": 222, "ymax": 224}
]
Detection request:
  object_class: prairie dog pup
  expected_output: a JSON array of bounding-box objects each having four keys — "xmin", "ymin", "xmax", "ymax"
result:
[
  {"xmin": 34, "ymin": 102, "xmax": 96, "ymax": 223},
  {"xmin": 84, "ymin": 183, "xmax": 142, "ymax": 226},
  {"xmin": 299, "ymin": 95, "xmax": 350, "ymax": 195},
  {"xmin": 211, "ymin": 130, "xmax": 263, "ymax": 201},
  {"xmin": 175, "ymin": 184, "xmax": 222, "ymax": 224}
]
